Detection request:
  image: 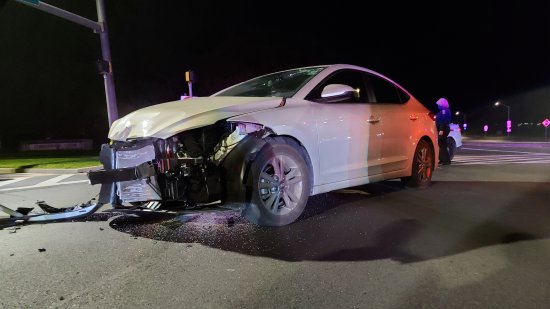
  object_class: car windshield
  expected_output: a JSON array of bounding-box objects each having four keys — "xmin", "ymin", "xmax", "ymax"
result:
[{"xmin": 214, "ymin": 66, "xmax": 327, "ymax": 98}]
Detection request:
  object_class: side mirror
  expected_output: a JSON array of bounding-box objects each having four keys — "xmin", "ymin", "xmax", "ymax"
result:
[{"xmin": 319, "ymin": 84, "xmax": 357, "ymax": 103}]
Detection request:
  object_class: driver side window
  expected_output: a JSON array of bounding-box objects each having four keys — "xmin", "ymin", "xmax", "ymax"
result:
[{"xmin": 308, "ymin": 70, "xmax": 369, "ymax": 103}]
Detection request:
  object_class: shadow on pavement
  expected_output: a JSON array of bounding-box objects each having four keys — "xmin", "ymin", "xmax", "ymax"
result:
[
  {"xmin": 4, "ymin": 180, "xmax": 548, "ymax": 264},
  {"xmin": 106, "ymin": 180, "xmax": 549, "ymax": 263}
]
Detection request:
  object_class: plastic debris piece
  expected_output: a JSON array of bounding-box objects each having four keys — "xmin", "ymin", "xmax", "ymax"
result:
[
  {"xmin": 16, "ymin": 207, "xmax": 34, "ymax": 215},
  {"xmin": 38, "ymin": 248, "xmax": 46, "ymax": 252},
  {"xmin": 36, "ymin": 201, "xmax": 66, "ymax": 214}
]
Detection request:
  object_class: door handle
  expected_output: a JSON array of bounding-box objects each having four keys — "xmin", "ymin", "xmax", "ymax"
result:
[
  {"xmin": 367, "ymin": 116, "xmax": 380, "ymax": 123},
  {"xmin": 409, "ymin": 115, "xmax": 419, "ymax": 121}
]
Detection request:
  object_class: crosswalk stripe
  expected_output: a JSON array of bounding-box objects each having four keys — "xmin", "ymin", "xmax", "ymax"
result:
[
  {"xmin": 454, "ymin": 156, "xmax": 550, "ymax": 161},
  {"xmin": 453, "ymin": 153, "xmax": 550, "ymax": 165},
  {"xmin": 34, "ymin": 174, "xmax": 73, "ymax": 187},
  {"xmin": 0, "ymin": 174, "xmax": 90, "ymax": 192},
  {"xmin": 461, "ymin": 147, "xmax": 550, "ymax": 155},
  {"xmin": 0, "ymin": 179, "xmax": 89, "ymax": 192},
  {"xmin": 0, "ymin": 177, "xmax": 31, "ymax": 187},
  {"xmin": 456, "ymin": 161, "xmax": 550, "ymax": 165}
]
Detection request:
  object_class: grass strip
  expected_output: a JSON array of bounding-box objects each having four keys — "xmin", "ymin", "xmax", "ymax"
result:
[{"xmin": 0, "ymin": 155, "xmax": 100, "ymax": 169}]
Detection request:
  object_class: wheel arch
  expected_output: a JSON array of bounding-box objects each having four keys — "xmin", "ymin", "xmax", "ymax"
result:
[
  {"xmin": 401, "ymin": 136, "xmax": 436, "ymax": 188},
  {"xmin": 267, "ymin": 134, "xmax": 315, "ymax": 195},
  {"xmin": 420, "ymin": 135, "xmax": 437, "ymax": 167},
  {"xmin": 220, "ymin": 133, "xmax": 314, "ymax": 205}
]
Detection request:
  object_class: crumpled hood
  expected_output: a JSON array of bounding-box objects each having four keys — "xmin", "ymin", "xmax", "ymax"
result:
[{"xmin": 109, "ymin": 96, "xmax": 283, "ymax": 140}]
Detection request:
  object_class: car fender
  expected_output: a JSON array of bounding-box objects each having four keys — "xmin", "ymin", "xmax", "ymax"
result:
[
  {"xmin": 227, "ymin": 99, "xmax": 320, "ymax": 186},
  {"xmin": 221, "ymin": 133, "xmax": 267, "ymax": 205}
]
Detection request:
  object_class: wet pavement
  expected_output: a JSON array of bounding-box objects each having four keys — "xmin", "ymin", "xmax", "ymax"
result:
[{"xmin": 1, "ymin": 141, "xmax": 550, "ymax": 308}]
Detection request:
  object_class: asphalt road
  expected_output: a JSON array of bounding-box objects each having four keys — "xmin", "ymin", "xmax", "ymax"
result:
[{"xmin": 1, "ymin": 139, "xmax": 550, "ymax": 309}]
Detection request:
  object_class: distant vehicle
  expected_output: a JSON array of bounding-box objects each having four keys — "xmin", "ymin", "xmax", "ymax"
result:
[
  {"xmin": 88, "ymin": 64, "xmax": 439, "ymax": 226},
  {"xmin": 447, "ymin": 123, "xmax": 462, "ymax": 160}
]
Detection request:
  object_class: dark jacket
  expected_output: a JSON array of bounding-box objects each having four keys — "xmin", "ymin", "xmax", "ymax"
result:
[{"xmin": 436, "ymin": 106, "xmax": 451, "ymax": 132}]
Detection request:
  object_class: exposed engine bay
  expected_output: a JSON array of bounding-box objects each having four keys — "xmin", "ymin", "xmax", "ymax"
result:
[{"xmin": 88, "ymin": 121, "xmax": 269, "ymax": 211}]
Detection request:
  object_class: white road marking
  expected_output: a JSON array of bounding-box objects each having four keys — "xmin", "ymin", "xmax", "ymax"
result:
[
  {"xmin": 0, "ymin": 175, "xmax": 88, "ymax": 192},
  {"xmin": 461, "ymin": 147, "xmax": 550, "ymax": 155},
  {"xmin": 453, "ymin": 153, "xmax": 550, "ymax": 165},
  {"xmin": 34, "ymin": 174, "xmax": 73, "ymax": 186},
  {"xmin": 0, "ymin": 177, "xmax": 31, "ymax": 187}
]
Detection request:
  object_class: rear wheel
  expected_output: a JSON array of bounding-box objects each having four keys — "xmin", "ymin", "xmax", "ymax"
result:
[
  {"xmin": 243, "ymin": 138, "xmax": 311, "ymax": 227},
  {"xmin": 401, "ymin": 140, "xmax": 434, "ymax": 188},
  {"xmin": 447, "ymin": 137, "xmax": 457, "ymax": 161}
]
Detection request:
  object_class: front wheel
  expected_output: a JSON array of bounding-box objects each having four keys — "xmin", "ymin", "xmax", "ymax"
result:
[
  {"xmin": 243, "ymin": 138, "xmax": 311, "ymax": 227},
  {"xmin": 401, "ymin": 140, "xmax": 434, "ymax": 188}
]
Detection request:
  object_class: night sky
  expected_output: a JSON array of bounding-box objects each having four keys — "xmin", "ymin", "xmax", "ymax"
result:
[{"xmin": 1, "ymin": 1, "xmax": 550, "ymax": 150}]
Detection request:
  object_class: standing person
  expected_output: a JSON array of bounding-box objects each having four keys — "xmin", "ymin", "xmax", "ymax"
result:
[{"xmin": 436, "ymin": 97, "xmax": 452, "ymax": 165}]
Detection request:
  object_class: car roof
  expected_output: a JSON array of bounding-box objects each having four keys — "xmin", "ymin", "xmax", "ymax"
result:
[{"xmin": 292, "ymin": 64, "xmax": 413, "ymax": 99}]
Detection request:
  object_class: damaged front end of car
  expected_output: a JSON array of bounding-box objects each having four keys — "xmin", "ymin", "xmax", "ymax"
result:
[
  {"xmin": 88, "ymin": 121, "xmax": 271, "ymax": 213},
  {"xmin": 0, "ymin": 121, "xmax": 271, "ymax": 224}
]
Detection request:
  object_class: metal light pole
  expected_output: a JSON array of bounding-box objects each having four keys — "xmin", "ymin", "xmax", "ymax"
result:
[
  {"xmin": 96, "ymin": 0, "xmax": 118, "ymax": 125},
  {"xmin": 494, "ymin": 101, "xmax": 511, "ymax": 137},
  {"xmin": 15, "ymin": 0, "xmax": 119, "ymax": 126}
]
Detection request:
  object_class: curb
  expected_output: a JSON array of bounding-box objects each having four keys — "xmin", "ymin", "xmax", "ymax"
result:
[{"xmin": 0, "ymin": 166, "xmax": 102, "ymax": 175}]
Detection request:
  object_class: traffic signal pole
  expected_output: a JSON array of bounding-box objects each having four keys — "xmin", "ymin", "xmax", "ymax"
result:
[
  {"xmin": 96, "ymin": 0, "xmax": 118, "ymax": 125},
  {"xmin": 15, "ymin": 0, "xmax": 119, "ymax": 126}
]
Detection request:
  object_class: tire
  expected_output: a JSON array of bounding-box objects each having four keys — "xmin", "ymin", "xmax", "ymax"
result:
[
  {"xmin": 242, "ymin": 138, "xmax": 311, "ymax": 227},
  {"xmin": 446, "ymin": 137, "xmax": 456, "ymax": 161},
  {"xmin": 401, "ymin": 140, "xmax": 434, "ymax": 188}
]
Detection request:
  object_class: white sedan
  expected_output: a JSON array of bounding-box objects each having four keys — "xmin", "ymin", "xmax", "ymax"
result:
[
  {"xmin": 88, "ymin": 64, "xmax": 439, "ymax": 226},
  {"xmin": 447, "ymin": 123, "xmax": 463, "ymax": 160}
]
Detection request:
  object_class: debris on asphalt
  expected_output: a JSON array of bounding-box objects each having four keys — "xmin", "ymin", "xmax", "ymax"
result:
[
  {"xmin": 10, "ymin": 253, "xmax": 14, "ymax": 256},
  {"xmin": 99, "ymin": 227, "xmax": 104, "ymax": 231},
  {"xmin": 59, "ymin": 296, "xmax": 65, "ymax": 301},
  {"xmin": 36, "ymin": 201, "xmax": 65, "ymax": 214},
  {"xmin": 38, "ymin": 248, "xmax": 46, "ymax": 252},
  {"xmin": 16, "ymin": 207, "xmax": 34, "ymax": 215},
  {"xmin": 8, "ymin": 227, "xmax": 21, "ymax": 234}
]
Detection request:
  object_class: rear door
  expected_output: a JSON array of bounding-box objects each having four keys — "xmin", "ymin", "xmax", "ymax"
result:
[{"xmin": 367, "ymin": 73, "xmax": 415, "ymax": 172}]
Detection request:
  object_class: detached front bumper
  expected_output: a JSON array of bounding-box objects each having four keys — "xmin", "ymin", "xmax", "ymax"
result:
[{"xmin": 88, "ymin": 162, "xmax": 157, "ymax": 185}]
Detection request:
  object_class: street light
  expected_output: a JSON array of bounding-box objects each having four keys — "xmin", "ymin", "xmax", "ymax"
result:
[
  {"xmin": 455, "ymin": 111, "xmax": 467, "ymax": 131},
  {"xmin": 494, "ymin": 101, "xmax": 511, "ymax": 136},
  {"xmin": 455, "ymin": 111, "xmax": 467, "ymax": 122}
]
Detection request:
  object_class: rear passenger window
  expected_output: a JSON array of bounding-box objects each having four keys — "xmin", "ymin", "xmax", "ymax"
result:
[
  {"xmin": 397, "ymin": 88, "xmax": 410, "ymax": 103},
  {"xmin": 369, "ymin": 74, "xmax": 402, "ymax": 103}
]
